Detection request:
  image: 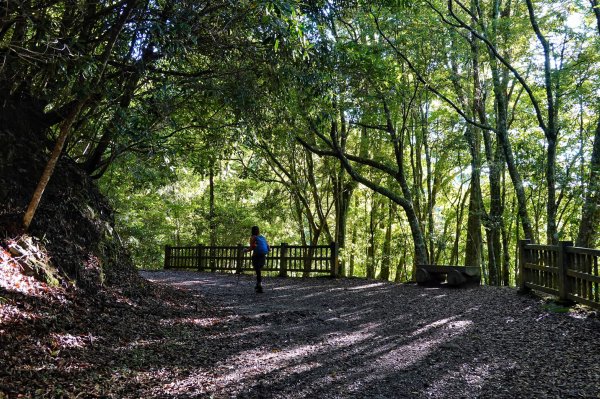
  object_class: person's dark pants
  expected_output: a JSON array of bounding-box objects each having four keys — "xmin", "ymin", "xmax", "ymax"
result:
[{"xmin": 252, "ymin": 254, "xmax": 266, "ymax": 287}]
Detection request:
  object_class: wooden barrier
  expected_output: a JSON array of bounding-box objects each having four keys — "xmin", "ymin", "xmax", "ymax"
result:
[
  {"xmin": 519, "ymin": 240, "xmax": 600, "ymax": 309},
  {"xmin": 164, "ymin": 242, "xmax": 339, "ymax": 277},
  {"xmin": 416, "ymin": 265, "xmax": 481, "ymax": 287}
]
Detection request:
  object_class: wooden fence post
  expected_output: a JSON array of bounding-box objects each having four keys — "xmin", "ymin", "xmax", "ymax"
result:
[
  {"xmin": 280, "ymin": 243, "xmax": 288, "ymax": 278},
  {"xmin": 164, "ymin": 245, "xmax": 172, "ymax": 269},
  {"xmin": 196, "ymin": 244, "xmax": 202, "ymax": 271},
  {"xmin": 518, "ymin": 239, "xmax": 531, "ymax": 293},
  {"xmin": 330, "ymin": 241, "xmax": 339, "ymax": 278},
  {"xmin": 198, "ymin": 244, "xmax": 205, "ymax": 271},
  {"xmin": 210, "ymin": 246, "xmax": 216, "ymax": 272},
  {"xmin": 236, "ymin": 244, "xmax": 244, "ymax": 274},
  {"xmin": 558, "ymin": 240, "xmax": 574, "ymax": 304}
]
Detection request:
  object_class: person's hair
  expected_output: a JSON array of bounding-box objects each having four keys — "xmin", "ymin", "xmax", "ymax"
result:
[{"xmin": 251, "ymin": 226, "xmax": 260, "ymax": 236}]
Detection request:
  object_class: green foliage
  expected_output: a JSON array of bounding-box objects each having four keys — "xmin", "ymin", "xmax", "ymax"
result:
[
  {"xmin": 4, "ymin": 0, "xmax": 599, "ymax": 283},
  {"xmin": 100, "ymin": 151, "xmax": 296, "ymax": 268}
]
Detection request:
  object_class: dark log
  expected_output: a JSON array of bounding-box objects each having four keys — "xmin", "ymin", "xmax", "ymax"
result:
[
  {"xmin": 416, "ymin": 265, "xmax": 480, "ymax": 287},
  {"xmin": 416, "ymin": 268, "xmax": 431, "ymax": 285},
  {"xmin": 447, "ymin": 269, "xmax": 467, "ymax": 286}
]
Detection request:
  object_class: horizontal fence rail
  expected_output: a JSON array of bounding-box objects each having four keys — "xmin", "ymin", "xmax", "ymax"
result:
[
  {"xmin": 164, "ymin": 242, "xmax": 339, "ymax": 277},
  {"xmin": 519, "ymin": 240, "xmax": 600, "ymax": 309}
]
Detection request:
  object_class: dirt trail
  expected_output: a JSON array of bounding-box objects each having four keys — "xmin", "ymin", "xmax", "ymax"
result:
[{"xmin": 141, "ymin": 271, "xmax": 600, "ymax": 398}]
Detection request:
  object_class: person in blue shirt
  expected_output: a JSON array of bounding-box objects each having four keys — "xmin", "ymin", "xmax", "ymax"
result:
[{"xmin": 244, "ymin": 225, "xmax": 269, "ymax": 293}]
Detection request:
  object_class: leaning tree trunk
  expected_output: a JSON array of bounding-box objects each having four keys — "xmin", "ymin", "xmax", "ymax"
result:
[
  {"xmin": 21, "ymin": 0, "xmax": 136, "ymax": 230},
  {"xmin": 23, "ymin": 104, "xmax": 83, "ymax": 230}
]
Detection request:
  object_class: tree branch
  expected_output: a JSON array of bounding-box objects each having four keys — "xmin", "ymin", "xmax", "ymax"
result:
[
  {"xmin": 444, "ymin": 0, "xmax": 548, "ymax": 134},
  {"xmin": 371, "ymin": 8, "xmax": 497, "ymax": 134}
]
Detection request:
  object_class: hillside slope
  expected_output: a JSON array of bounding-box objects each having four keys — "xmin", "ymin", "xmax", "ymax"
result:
[{"xmin": 1, "ymin": 89, "xmax": 136, "ymax": 289}]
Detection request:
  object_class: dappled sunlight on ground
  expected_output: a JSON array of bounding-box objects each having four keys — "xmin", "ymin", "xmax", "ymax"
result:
[
  {"xmin": 410, "ymin": 316, "xmax": 462, "ymax": 337},
  {"xmin": 6, "ymin": 269, "xmax": 596, "ymax": 398},
  {"xmin": 49, "ymin": 332, "xmax": 92, "ymax": 349},
  {"xmin": 1, "ymin": 238, "xmax": 597, "ymax": 399},
  {"xmin": 136, "ymin": 271, "xmax": 600, "ymax": 398},
  {"xmin": 0, "ymin": 248, "xmax": 52, "ymax": 297},
  {"xmin": 344, "ymin": 282, "xmax": 388, "ymax": 291}
]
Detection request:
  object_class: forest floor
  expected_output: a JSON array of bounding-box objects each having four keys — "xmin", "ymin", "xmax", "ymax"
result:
[{"xmin": 2, "ymin": 269, "xmax": 600, "ymax": 398}]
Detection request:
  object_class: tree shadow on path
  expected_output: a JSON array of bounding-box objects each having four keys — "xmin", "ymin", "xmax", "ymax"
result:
[{"xmin": 141, "ymin": 271, "xmax": 600, "ymax": 399}]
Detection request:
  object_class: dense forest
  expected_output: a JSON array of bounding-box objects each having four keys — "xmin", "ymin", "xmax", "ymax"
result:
[
  {"xmin": 2, "ymin": 2, "xmax": 600, "ymax": 397},
  {"xmin": 1, "ymin": 0, "xmax": 599, "ymax": 286}
]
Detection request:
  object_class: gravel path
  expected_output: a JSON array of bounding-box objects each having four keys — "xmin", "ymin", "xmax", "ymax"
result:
[{"xmin": 141, "ymin": 271, "xmax": 600, "ymax": 398}]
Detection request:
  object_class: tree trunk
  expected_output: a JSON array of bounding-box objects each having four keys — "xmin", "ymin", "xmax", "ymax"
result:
[
  {"xmin": 486, "ymin": 6, "xmax": 535, "ymax": 242},
  {"xmin": 305, "ymin": 148, "xmax": 332, "ymax": 242},
  {"xmin": 302, "ymin": 98, "xmax": 429, "ymax": 267},
  {"xmin": 495, "ymin": 108, "xmax": 534, "ymax": 241},
  {"xmin": 336, "ymin": 185, "xmax": 352, "ymax": 276},
  {"xmin": 84, "ymin": 0, "xmax": 171, "ymax": 177},
  {"xmin": 21, "ymin": 0, "xmax": 136, "ymax": 230},
  {"xmin": 501, "ymin": 218, "xmax": 511, "ymax": 286},
  {"xmin": 463, "ymin": 83, "xmax": 483, "ymax": 269},
  {"xmin": 448, "ymin": 23, "xmax": 484, "ymax": 270},
  {"xmin": 451, "ymin": 184, "xmax": 469, "ymax": 265},
  {"xmin": 293, "ymin": 194, "xmax": 307, "ymax": 246},
  {"xmin": 482, "ymin": 126, "xmax": 504, "ymax": 285},
  {"xmin": 380, "ymin": 201, "xmax": 394, "ymax": 281},
  {"xmin": 576, "ymin": 2, "xmax": 600, "ymax": 247},
  {"xmin": 500, "ymin": 162, "xmax": 511, "ymax": 286},
  {"xmin": 333, "ymin": 168, "xmax": 355, "ymax": 277},
  {"xmin": 23, "ymin": 102, "xmax": 83, "ymax": 230},
  {"xmin": 422, "ymin": 103, "xmax": 437, "ymax": 263},
  {"xmin": 525, "ymin": 0, "xmax": 560, "ymax": 244},
  {"xmin": 366, "ymin": 194, "xmax": 378, "ymax": 279},
  {"xmin": 209, "ymin": 165, "xmax": 216, "ymax": 247},
  {"xmin": 576, "ymin": 115, "xmax": 600, "ymax": 247},
  {"xmin": 592, "ymin": 0, "xmax": 600, "ymax": 35},
  {"xmin": 348, "ymin": 220, "xmax": 357, "ymax": 278},
  {"xmin": 464, "ymin": 161, "xmax": 483, "ymax": 269},
  {"xmin": 546, "ymin": 140, "xmax": 558, "ymax": 244},
  {"xmin": 406, "ymin": 205, "xmax": 429, "ymax": 266},
  {"xmin": 333, "ymin": 109, "xmax": 357, "ymax": 276},
  {"xmin": 464, "ymin": 19, "xmax": 484, "ymax": 269},
  {"xmin": 395, "ymin": 242, "xmax": 407, "ymax": 282},
  {"xmin": 303, "ymin": 229, "xmax": 321, "ymax": 278},
  {"xmin": 82, "ymin": 78, "xmax": 137, "ymax": 175}
]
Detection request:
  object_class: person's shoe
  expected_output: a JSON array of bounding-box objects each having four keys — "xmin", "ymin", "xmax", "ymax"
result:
[{"xmin": 255, "ymin": 285, "xmax": 264, "ymax": 293}]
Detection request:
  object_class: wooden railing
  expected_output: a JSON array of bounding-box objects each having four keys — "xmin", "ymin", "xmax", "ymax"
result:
[
  {"xmin": 164, "ymin": 242, "xmax": 339, "ymax": 277},
  {"xmin": 519, "ymin": 240, "xmax": 600, "ymax": 309}
]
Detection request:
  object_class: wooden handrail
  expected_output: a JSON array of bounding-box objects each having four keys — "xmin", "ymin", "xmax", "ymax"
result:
[
  {"xmin": 164, "ymin": 242, "xmax": 339, "ymax": 277},
  {"xmin": 520, "ymin": 240, "xmax": 599, "ymax": 309}
]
